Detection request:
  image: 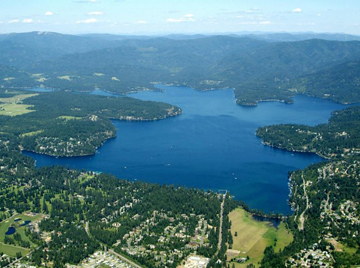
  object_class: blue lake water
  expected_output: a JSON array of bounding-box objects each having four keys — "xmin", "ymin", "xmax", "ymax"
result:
[
  {"xmin": 5, "ymin": 227, "xmax": 16, "ymax": 235},
  {"xmin": 22, "ymin": 87, "xmax": 55, "ymax": 93},
  {"xmin": 20, "ymin": 220, "xmax": 31, "ymax": 227},
  {"xmin": 252, "ymin": 215, "xmax": 281, "ymax": 229},
  {"xmin": 23, "ymin": 85, "xmax": 348, "ymax": 214}
]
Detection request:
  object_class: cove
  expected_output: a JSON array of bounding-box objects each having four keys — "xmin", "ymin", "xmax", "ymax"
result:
[{"xmin": 23, "ymin": 85, "xmax": 347, "ymax": 214}]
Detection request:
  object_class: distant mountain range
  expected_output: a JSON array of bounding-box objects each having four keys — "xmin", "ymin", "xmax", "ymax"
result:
[{"xmin": 1, "ymin": 31, "xmax": 360, "ymax": 105}]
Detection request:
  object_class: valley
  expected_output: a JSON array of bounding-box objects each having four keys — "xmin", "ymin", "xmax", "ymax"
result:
[{"xmin": 0, "ymin": 31, "xmax": 359, "ymax": 267}]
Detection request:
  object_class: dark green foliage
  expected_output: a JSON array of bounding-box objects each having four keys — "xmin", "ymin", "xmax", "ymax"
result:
[
  {"xmin": 257, "ymin": 106, "xmax": 360, "ymax": 159},
  {"xmin": 0, "ymin": 31, "xmax": 121, "ymax": 69},
  {"xmin": 0, "ymin": 90, "xmax": 180, "ymax": 157},
  {"xmin": 2, "ymin": 33, "xmax": 360, "ymax": 105},
  {"xmin": 293, "ymin": 61, "xmax": 360, "ymax": 104}
]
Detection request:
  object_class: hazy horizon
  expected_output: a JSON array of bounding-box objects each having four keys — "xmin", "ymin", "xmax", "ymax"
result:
[
  {"xmin": 2, "ymin": 30, "xmax": 360, "ymax": 38},
  {"xmin": 1, "ymin": 0, "xmax": 359, "ymax": 35}
]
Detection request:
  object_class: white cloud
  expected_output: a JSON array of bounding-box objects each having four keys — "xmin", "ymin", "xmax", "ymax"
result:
[
  {"xmin": 167, "ymin": 14, "xmax": 195, "ymax": 23},
  {"xmin": 8, "ymin": 19, "xmax": 19, "ymax": 24},
  {"xmin": 259, "ymin": 21, "xmax": 271, "ymax": 25},
  {"xmin": 23, "ymin": 19, "xmax": 34, "ymax": 23},
  {"xmin": 45, "ymin": 11, "xmax": 54, "ymax": 16},
  {"xmin": 76, "ymin": 18, "xmax": 98, "ymax": 24},
  {"xmin": 74, "ymin": 0, "xmax": 98, "ymax": 3},
  {"xmin": 238, "ymin": 21, "xmax": 257, "ymax": 25},
  {"xmin": 292, "ymin": 8, "xmax": 302, "ymax": 13},
  {"xmin": 88, "ymin": 11, "xmax": 104, "ymax": 15},
  {"xmin": 136, "ymin": 20, "xmax": 148, "ymax": 24},
  {"xmin": 167, "ymin": 18, "xmax": 182, "ymax": 23}
]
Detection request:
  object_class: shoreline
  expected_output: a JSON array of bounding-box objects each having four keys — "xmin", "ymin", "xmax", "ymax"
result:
[{"xmin": 260, "ymin": 140, "xmax": 332, "ymax": 160}]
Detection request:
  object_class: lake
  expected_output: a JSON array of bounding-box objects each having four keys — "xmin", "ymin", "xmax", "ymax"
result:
[{"xmin": 24, "ymin": 85, "xmax": 347, "ymax": 214}]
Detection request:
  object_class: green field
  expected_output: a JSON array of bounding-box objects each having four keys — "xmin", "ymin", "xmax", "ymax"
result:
[
  {"xmin": 0, "ymin": 241, "xmax": 29, "ymax": 257},
  {"xmin": 0, "ymin": 213, "xmax": 43, "ymax": 257},
  {"xmin": 228, "ymin": 207, "xmax": 293, "ymax": 267},
  {"xmin": 0, "ymin": 103, "xmax": 34, "ymax": 116},
  {"xmin": 0, "ymin": 93, "xmax": 37, "ymax": 116},
  {"xmin": 20, "ymin": 130, "xmax": 44, "ymax": 137},
  {"xmin": 58, "ymin": 115, "xmax": 82, "ymax": 121},
  {"xmin": 0, "ymin": 93, "xmax": 37, "ymax": 104}
]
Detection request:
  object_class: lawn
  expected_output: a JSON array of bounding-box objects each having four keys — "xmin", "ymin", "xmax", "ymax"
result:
[
  {"xmin": 228, "ymin": 207, "xmax": 293, "ymax": 268},
  {"xmin": 0, "ymin": 241, "xmax": 30, "ymax": 257}
]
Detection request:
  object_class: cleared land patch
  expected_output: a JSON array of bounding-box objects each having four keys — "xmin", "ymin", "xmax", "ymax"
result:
[
  {"xmin": 93, "ymin": 73, "xmax": 105, "ymax": 76},
  {"xmin": 58, "ymin": 115, "xmax": 82, "ymax": 121},
  {"xmin": 0, "ymin": 93, "xmax": 37, "ymax": 116},
  {"xmin": 228, "ymin": 207, "xmax": 293, "ymax": 267},
  {"xmin": 57, "ymin": 75, "xmax": 72, "ymax": 81},
  {"xmin": 20, "ymin": 130, "xmax": 44, "ymax": 137}
]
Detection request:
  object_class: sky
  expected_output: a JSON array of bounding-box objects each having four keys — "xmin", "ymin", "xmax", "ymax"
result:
[{"xmin": 0, "ymin": 0, "xmax": 360, "ymax": 35}]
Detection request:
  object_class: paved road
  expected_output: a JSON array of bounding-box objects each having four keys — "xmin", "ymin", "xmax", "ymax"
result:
[
  {"xmin": 217, "ymin": 191, "xmax": 227, "ymax": 250},
  {"xmin": 298, "ymin": 172, "xmax": 309, "ymax": 231}
]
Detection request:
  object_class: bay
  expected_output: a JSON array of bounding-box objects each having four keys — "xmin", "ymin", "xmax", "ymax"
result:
[{"xmin": 23, "ymin": 85, "xmax": 347, "ymax": 214}]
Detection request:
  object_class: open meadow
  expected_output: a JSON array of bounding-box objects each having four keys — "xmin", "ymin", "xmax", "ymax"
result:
[
  {"xmin": 228, "ymin": 207, "xmax": 293, "ymax": 267},
  {"xmin": 0, "ymin": 93, "xmax": 37, "ymax": 116}
]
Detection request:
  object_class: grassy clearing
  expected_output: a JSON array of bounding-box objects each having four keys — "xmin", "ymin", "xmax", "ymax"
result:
[
  {"xmin": 328, "ymin": 238, "xmax": 358, "ymax": 255},
  {"xmin": 20, "ymin": 130, "xmax": 44, "ymax": 137},
  {"xmin": 36, "ymin": 77, "xmax": 47, "ymax": 82},
  {"xmin": 58, "ymin": 115, "xmax": 82, "ymax": 121},
  {"xmin": 98, "ymin": 265, "xmax": 112, "ymax": 268},
  {"xmin": 3, "ymin": 77, "xmax": 15, "ymax": 81},
  {"xmin": 31, "ymin": 74, "xmax": 47, "ymax": 82},
  {"xmin": 228, "ymin": 207, "xmax": 293, "ymax": 268},
  {"xmin": 0, "ymin": 93, "xmax": 37, "ymax": 104},
  {"xmin": 0, "ymin": 93, "xmax": 37, "ymax": 116},
  {"xmin": 0, "ymin": 241, "xmax": 30, "ymax": 257},
  {"xmin": 0, "ymin": 103, "xmax": 34, "ymax": 116},
  {"xmin": 93, "ymin": 73, "xmax": 105, "ymax": 76},
  {"xmin": 78, "ymin": 174, "xmax": 95, "ymax": 183},
  {"xmin": 57, "ymin": 75, "xmax": 72, "ymax": 81}
]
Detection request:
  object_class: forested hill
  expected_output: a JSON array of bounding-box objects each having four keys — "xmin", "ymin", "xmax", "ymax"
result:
[
  {"xmin": 256, "ymin": 106, "xmax": 360, "ymax": 159},
  {"xmin": 0, "ymin": 31, "xmax": 121, "ymax": 68},
  {"xmin": 1, "ymin": 32, "xmax": 360, "ymax": 105},
  {"xmin": 292, "ymin": 60, "xmax": 360, "ymax": 104}
]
